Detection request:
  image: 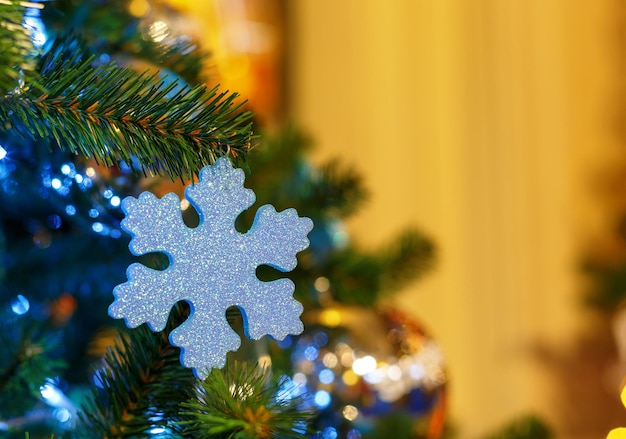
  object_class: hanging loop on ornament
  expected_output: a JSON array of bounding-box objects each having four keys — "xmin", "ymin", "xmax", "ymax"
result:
[{"xmin": 219, "ymin": 142, "xmax": 231, "ymax": 157}]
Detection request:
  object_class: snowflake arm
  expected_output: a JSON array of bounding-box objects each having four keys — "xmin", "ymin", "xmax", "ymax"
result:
[
  {"xmin": 110, "ymin": 264, "xmax": 183, "ymax": 332},
  {"xmin": 109, "ymin": 192, "xmax": 191, "ymax": 331},
  {"xmin": 238, "ymin": 277, "xmax": 304, "ymax": 341},
  {"xmin": 185, "ymin": 157, "xmax": 255, "ymax": 235},
  {"xmin": 121, "ymin": 192, "xmax": 190, "ymax": 259},
  {"xmin": 235, "ymin": 205, "xmax": 312, "ymax": 343},
  {"xmin": 246, "ymin": 205, "xmax": 314, "ymax": 271},
  {"xmin": 170, "ymin": 306, "xmax": 241, "ymax": 373}
]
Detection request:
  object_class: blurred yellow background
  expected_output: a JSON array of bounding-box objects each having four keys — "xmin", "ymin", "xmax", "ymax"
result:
[
  {"xmin": 287, "ymin": 2, "xmax": 625, "ymax": 438},
  {"xmin": 167, "ymin": 0, "xmax": 625, "ymax": 437}
]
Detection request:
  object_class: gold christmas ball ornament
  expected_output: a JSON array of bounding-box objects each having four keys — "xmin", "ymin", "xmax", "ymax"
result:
[{"xmin": 281, "ymin": 306, "xmax": 448, "ymax": 439}]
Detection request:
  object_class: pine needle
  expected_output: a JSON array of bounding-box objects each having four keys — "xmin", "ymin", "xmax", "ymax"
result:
[
  {"xmin": 0, "ymin": 38, "xmax": 254, "ymax": 181},
  {"xmin": 0, "ymin": 310, "xmax": 66, "ymax": 418},
  {"xmin": 76, "ymin": 305, "xmax": 196, "ymax": 438},
  {"xmin": 178, "ymin": 361, "xmax": 312, "ymax": 439}
]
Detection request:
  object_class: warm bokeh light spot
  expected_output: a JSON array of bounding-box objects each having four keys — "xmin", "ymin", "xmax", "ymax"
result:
[
  {"xmin": 319, "ymin": 309, "xmax": 341, "ymax": 327},
  {"xmin": 128, "ymin": 0, "xmax": 150, "ymax": 17},
  {"xmin": 342, "ymin": 370, "xmax": 359, "ymax": 386},
  {"xmin": 608, "ymin": 428, "xmax": 626, "ymax": 439}
]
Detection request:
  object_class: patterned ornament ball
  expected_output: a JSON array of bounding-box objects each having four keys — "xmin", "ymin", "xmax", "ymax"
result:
[
  {"xmin": 283, "ymin": 306, "xmax": 447, "ymax": 439},
  {"xmin": 109, "ymin": 157, "xmax": 313, "ymax": 378}
]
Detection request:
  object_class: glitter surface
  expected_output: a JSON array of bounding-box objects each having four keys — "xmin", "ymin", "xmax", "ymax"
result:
[{"xmin": 109, "ymin": 157, "xmax": 313, "ymax": 378}]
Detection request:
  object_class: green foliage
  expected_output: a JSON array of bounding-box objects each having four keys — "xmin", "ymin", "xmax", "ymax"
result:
[
  {"xmin": 77, "ymin": 309, "xmax": 311, "ymax": 439},
  {"xmin": 178, "ymin": 361, "xmax": 312, "ymax": 439},
  {"xmin": 322, "ymin": 228, "xmax": 435, "ymax": 307},
  {"xmin": 130, "ymin": 36, "xmax": 210, "ymax": 85},
  {"xmin": 0, "ymin": 309, "xmax": 66, "ymax": 418},
  {"xmin": 0, "ymin": 2, "xmax": 254, "ymax": 182},
  {"xmin": 40, "ymin": 0, "xmax": 209, "ymax": 84},
  {"xmin": 76, "ymin": 304, "xmax": 196, "ymax": 438},
  {"xmin": 0, "ymin": 1, "xmax": 43, "ymax": 96},
  {"xmin": 368, "ymin": 412, "xmax": 415, "ymax": 438},
  {"xmin": 244, "ymin": 126, "xmax": 368, "ymax": 220},
  {"xmin": 582, "ymin": 259, "xmax": 626, "ymax": 311},
  {"xmin": 0, "ymin": 36, "xmax": 253, "ymax": 182},
  {"xmin": 481, "ymin": 415, "xmax": 553, "ymax": 439},
  {"xmin": 379, "ymin": 228, "xmax": 437, "ymax": 293}
]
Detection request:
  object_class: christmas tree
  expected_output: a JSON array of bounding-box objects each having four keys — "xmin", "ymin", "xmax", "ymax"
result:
[{"xmin": 0, "ymin": 1, "xmax": 441, "ymax": 438}]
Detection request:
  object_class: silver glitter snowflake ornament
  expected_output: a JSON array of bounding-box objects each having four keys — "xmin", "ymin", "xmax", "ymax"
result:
[{"xmin": 109, "ymin": 157, "xmax": 313, "ymax": 379}]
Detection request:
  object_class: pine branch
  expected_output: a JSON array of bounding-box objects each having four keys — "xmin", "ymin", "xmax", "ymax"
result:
[
  {"xmin": 76, "ymin": 304, "xmax": 196, "ymax": 438},
  {"xmin": 303, "ymin": 160, "xmax": 368, "ymax": 218},
  {"xmin": 320, "ymin": 248, "xmax": 385, "ymax": 307},
  {"xmin": 581, "ymin": 259, "xmax": 626, "ymax": 311},
  {"xmin": 178, "ymin": 361, "xmax": 312, "ymax": 439},
  {"xmin": 379, "ymin": 228, "xmax": 437, "ymax": 292},
  {"xmin": 0, "ymin": 0, "xmax": 43, "ymax": 95},
  {"xmin": 127, "ymin": 33, "xmax": 210, "ymax": 85},
  {"xmin": 249, "ymin": 126, "xmax": 314, "ymax": 170},
  {"xmin": 318, "ymin": 228, "xmax": 436, "ymax": 307},
  {"xmin": 482, "ymin": 415, "xmax": 553, "ymax": 439},
  {"xmin": 244, "ymin": 127, "xmax": 368, "ymax": 222},
  {"xmin": 0, "ymin": 310, "xmax": 66, "ymax": 418},
  {"xmin": 41, "ymin": 0, "xmax": 210, "ymax": 85},
  {"xmin": 0, "ymin": 41, "xmax": 254, "ymax": 181}
]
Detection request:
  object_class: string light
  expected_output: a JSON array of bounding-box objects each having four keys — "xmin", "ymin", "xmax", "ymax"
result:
[
  {"xmin": 314, "ymin": 276, "xmax": 330, "ymax": 293},
  {"xmin": 320, "ymin": 426, "xmax": 338, "ymax": 439},
  {"xmin": 318, "ymin": 369, "xmax": 335, "ymax": 385},
  {"xmin": 342, "ymin": 405, "xmax": 359, "ymax": 422},
  {"xmin": 292, "ymin": 373, "xmax": 307, "ymax": 386},
  {"xmin": 352, "ymin": 355, "xmax": 376, "ymax": 376},
  {"xmin": 11, "ymin": 294, "xmax": 30, "ymax": 315},
  {"xmin": 39, "ymin": 378, "xmax": 78, "ymax": 425},
  {"xmin": 322, "ymin": 352, "xmax": 338, "ymax": 368},
  {"xmin": 148, "ymin": 21, "xmax": 169, "ymax": 42},
  {"xmin": 303, "ymin": 345, "xmax": 319, "ymax": 361},
  {"xmin": 314, "ymin": 390, "xmax": 331, "ymax": 408},
  {"xmin": 92, "ymin": 222, "xmax": 107, "ymax": 234},
  {"xmin": 54, "ymin": 408, "xmax": 71, "ymax": 422},
  {"xmin": 40, "ymin": 382, "xmax": 61, "ymax": 404}
]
